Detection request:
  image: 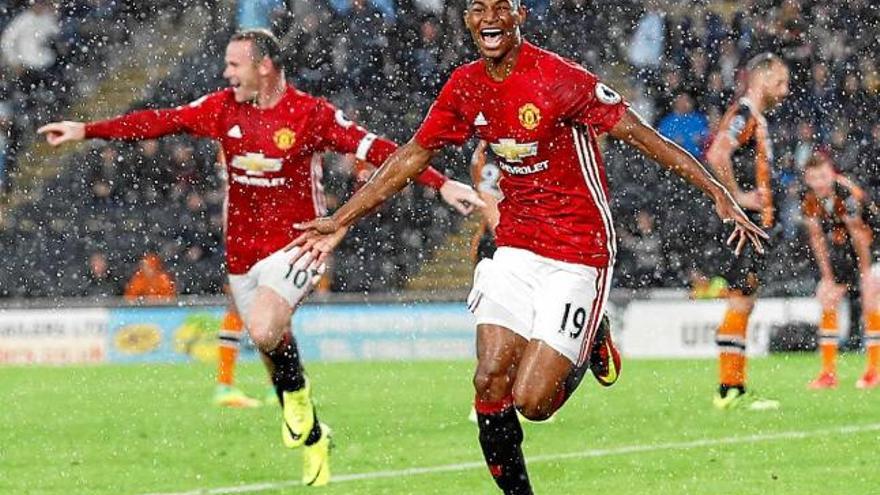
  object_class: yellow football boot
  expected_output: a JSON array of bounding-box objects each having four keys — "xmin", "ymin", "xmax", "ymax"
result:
[
  {"xmin": 281, "ymin": 380, "xmax": 315, "ymax": 448},
  {"xmin": 302, "ymin": 423, "xmax": 332, "ymax": 487}
]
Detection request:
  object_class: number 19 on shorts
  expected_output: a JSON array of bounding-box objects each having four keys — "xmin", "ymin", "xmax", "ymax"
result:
[{"xmin": 559, "ymin": 303, "xmax": 588, "ymax": 339}]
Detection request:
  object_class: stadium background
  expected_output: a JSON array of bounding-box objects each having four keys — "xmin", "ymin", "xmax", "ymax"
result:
[
  {"xmin": 1, "ymin": 0, "xmax": 878, "ymax": 299},
  {"xmin": 2, "ymin": 1, "xmax": 880, "ymax": 494}
]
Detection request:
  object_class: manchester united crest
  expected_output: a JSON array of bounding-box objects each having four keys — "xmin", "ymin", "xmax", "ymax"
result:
[
  {"xmin": 273, "ymin": 128, "xmax": 296, "ymax": 151},
  {"xmin": 518, "ymin": 103, "xmax": 541, "ymax": 130}
]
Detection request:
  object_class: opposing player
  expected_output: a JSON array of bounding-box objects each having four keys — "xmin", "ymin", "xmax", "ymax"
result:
[
  {"xmin": 706, "ymin": 53, "xmax": 790, "ymax": 410},
  {"xmin": 289, "ymin": 1, "xmax": 766, "ymax": 493},
  {"xmin": 38, "ymin": 29, "xmax": 483, "ymax": 486},
  {"xmin": 802, "ymin": 153, "xmax": 880, "ymax": 389},
  {"xmin": 214, "ymin": 301, "xmax": 262, "ymax": 408}
]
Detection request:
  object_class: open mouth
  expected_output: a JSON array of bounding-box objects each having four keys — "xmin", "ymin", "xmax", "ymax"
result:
[{"xmin": 479, "ymin": 28, "xmax": 504, "ymax": 49}]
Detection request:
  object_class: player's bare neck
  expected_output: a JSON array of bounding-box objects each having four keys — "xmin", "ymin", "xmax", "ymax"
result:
[
  {"xmin": 255, "ymin": 75, "xmax": 286, "ymax": 109},
  {"xmin": 484, "ymin": 42, "xmax": 522, "ymax": 82}
]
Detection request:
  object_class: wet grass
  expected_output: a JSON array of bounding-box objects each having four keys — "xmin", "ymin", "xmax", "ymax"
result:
[{"xmin": 2, "ymin": 354, "xmax": 879, "ymax": 494}]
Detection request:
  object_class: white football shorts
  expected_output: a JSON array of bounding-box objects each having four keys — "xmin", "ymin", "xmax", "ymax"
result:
[
  {"xmin": 467, "ymin": 247, "xmax": 612, "ymax": 366},
  {"xmin": 228, "ymin": 247, "xmax": 325, "ymax": 318}
]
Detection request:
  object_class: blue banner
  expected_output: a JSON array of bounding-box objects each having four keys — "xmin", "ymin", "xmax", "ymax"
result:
[{"xmin": 105, "ymin": 303, "xmax": 475, "ymax": 364}]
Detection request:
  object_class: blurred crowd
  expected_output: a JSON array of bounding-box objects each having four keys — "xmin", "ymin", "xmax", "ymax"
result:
[
  {"xmin": 0, "ymin": 0, "xmax": 207, "ymax": 298},
  {"xmin": 1, "ymin": 0, "xmax": 878, "ymax": 299},
  {"xmin": 0, "ymin": 0, "xmax": 188, "ymax": 193},
  {"xmin": 609, "ymin": 0, "xmax": 879, "ymax": 295}
]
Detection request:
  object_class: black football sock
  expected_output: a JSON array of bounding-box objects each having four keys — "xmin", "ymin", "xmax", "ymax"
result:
[
  {"xmin": 268, "ymin": 332, "xmax": 323, "ymax": 444},
  {"xmin": 265, "ymin": 331, "xmax": 307, "ymax": 394},
  {"xmin": 475, "ymin": 395, "xmax": 533, "ymax": 495}
]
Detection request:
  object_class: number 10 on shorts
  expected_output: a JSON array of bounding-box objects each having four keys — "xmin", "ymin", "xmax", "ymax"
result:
[{"xmin": 284, "ymin": 264, "xmax": 319, "ymax": 289}]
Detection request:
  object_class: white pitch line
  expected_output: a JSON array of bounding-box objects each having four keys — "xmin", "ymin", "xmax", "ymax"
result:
[{"xmin": 143, "ymin": 422, "xmax": 880, "ymax": 495}]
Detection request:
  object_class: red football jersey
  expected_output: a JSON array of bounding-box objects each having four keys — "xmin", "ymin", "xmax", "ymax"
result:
[
  {"xmin": 415, "ymin": 41, "xmax": 627, "ymax": 267},
  {"xmin": 86, "ymin": 85, "xmax": 447, "ymax": 274}
]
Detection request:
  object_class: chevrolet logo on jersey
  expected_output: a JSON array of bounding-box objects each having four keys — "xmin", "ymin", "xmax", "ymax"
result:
[
  {"xmin": 489, "ymin": 139, "xmax": 538, "ymax": 163},
  {"xmin": 231, "ymin": 153, "xmax": 283, "ymax": 175}
]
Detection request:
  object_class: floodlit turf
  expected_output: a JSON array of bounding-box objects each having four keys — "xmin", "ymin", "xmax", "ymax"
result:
[{"xmin": 3, "ymin": 354, "xmax": 880, "ymax": 495}]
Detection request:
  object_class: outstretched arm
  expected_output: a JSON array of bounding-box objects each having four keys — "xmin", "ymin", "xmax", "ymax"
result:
[
  {"xmin": 336, "ymin": 140, "xmax": 435, "ymax": 227},
  {"xmin": 289, "ymin": 140, "xmax": 437, "ymax": 266},
  {"xmin": 39, "ymin": 109, "xmax": 196, "ymax": 145},
  {"xmin": 358, "ymin": 135, "xmax": 482, "ymax": 215},
  {"xmin": 37, "ymin": 120, "xmax": 86, "ymax": 146},
  {"xmin": 608, "ymin": 108, "xmax": 767, "ymax": 254},
  {"xmin": 358, "ymin": 135, "xmax": 446, "ymax": 188},
  {"xmin": 38, "ymin": 92, "xmax": 224, "ymax": 146}
]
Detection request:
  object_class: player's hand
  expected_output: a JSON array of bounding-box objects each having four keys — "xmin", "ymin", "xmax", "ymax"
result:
[
  {"xmin": 713, "ymin": 189, "xmax": 768, "ymax": 256},
  {"xmin": 37, "ymin": 121, "xmax": 86, "ymax": 147},
  {"xmin": 439, "ymin": 180, "xmax": 486, "ymax": 215},
  {"xmin": 286, "ymin": 217, "xmax": 349, "ymax": 269},
  {"xmin": 733, "ymin": 189, "xmax": 766, "ymax": 212}
]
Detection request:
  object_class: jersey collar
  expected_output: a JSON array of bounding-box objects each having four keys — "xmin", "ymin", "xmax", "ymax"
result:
[{"xmin": 479, "ymin": 39, "xmax": 538, "ymax": 84}]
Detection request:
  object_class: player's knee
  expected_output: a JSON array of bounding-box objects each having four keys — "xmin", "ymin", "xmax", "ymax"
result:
[
  {"xmin": 514, "ymin": 394, "xmax": 554, "ymax": 422},
  {"xmin": 473, "ymin": 362, "xmax": 510, "ymax": 400},
  {"xmin": 248, "ymin": 318, "xmax": 282, "ymax": 352}
]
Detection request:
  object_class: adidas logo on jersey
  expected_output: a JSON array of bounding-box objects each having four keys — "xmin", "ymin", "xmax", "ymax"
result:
[
  {"xmin": 227, "ymin": 125, "xmax": 243, "ymax": 138},
  {"xmin": 474, "ymin": 112, "xmax": 488, "ymax": 126}
]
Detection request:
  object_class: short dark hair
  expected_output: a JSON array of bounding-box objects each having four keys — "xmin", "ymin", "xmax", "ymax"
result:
[
  {"xmin": 230, "ymin": 29, "xmax": 284, "ymax": 71},
  {"xmin": 746, "ymin": 52, "xmax": 784, "ymax": 73},
  {"xmin": 805, "ymin": 150, "xmax": 832, "ymax": 170},
  {"xmin": 467, "ymin": 0, "xmax": 522, "ymax": 8}
]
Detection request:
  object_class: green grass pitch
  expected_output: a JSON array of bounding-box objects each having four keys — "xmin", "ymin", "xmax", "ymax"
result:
[{"xmin": 3, "ymin": 354, "xmax": 880, "ymax": 494}]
